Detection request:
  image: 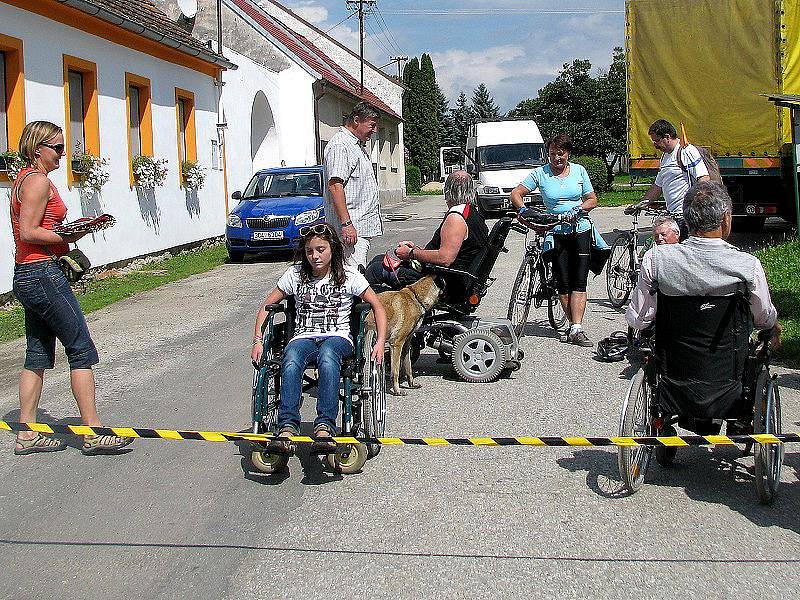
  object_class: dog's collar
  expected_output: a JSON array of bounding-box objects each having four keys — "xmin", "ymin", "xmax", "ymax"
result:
[{"xmin": 408, "ymin": 285, "xmax": 428, "ymax": 312}]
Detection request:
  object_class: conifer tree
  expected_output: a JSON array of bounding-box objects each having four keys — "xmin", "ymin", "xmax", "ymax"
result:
[{"xmin": 471, "ymin": 83, "xmax": 502, "ymax": 120}]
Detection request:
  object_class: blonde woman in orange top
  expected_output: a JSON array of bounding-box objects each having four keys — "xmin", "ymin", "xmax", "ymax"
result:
[{"xmin": 10, "ymin": 121, "xmax": 132, "ymax": 456}]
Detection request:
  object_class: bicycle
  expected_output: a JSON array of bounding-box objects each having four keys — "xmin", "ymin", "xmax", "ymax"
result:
[
  {"xmin": 606, "ymin": 204, "xmax": 669, "ymax": 308},
  {"xmin": 506, "ymin": 210, "xmax": 579, "ymax": 338}
]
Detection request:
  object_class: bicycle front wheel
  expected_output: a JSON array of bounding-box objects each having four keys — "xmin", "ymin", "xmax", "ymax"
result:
[
  {"xmin": 607, "ymin": 234, "xmax": 635, "ymax": 308},
  {"xmin": 507, "ymin": 256, "xmax": 538, "ymax": 339}
]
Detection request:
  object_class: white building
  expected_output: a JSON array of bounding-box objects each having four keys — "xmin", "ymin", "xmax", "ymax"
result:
[
  {"xmin": 155, "ymin": 0, "xmax": 406, "ymax": 204},
  {"xmin": 0, "ymin": 0, "xmax": 236, "ymax": 295}
]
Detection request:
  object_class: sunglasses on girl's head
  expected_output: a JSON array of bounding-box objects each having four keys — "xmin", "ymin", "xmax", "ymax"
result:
[
  {"xmin": 299, "ymin": 223, "xmax": 331, "ymax": 237},
  {"xmin": 40, "ymin": 142, "xmax": 65, "ymax": 154}
]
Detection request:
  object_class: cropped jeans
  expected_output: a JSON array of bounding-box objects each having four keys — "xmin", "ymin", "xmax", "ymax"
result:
[
  {"xmin": 278, "ymin": 336, "xmax": 353, "ymax": 434},
  {"xmin": 12, "ymin": 260, "xmax": 99, "ymax": 370}
]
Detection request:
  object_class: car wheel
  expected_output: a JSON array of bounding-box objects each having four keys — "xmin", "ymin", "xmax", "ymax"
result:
[{"xmin": 227, "ymin": 249, "xmax": 244, "ymax": 263}]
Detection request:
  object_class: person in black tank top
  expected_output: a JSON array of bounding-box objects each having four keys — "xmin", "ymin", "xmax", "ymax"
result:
[{"xmin": 364, "ymin": 171, "xmax": 488, "ymax": 300}]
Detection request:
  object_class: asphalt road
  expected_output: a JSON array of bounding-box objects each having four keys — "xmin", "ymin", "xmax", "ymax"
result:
[{"xmin": 0, "ymin": 197, "xmax": 798, "ymax": 599}]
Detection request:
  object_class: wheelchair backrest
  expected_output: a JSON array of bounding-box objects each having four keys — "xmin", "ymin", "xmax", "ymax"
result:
[
  {"xmin": 655, "ymin": 292, "xmax": 753, "ymax": 418},
  {"xmin": 451, "ymin": 216, "xmax": 515, "ymax": 306}
]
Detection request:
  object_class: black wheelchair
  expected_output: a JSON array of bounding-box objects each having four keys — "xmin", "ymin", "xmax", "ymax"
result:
[
  {"xmin": 249, "ymin": 300, "xmax": 386, "ymax": 475},
  {"xmin": 618, "ymin": 292, "xmax": 784, "ymax": 504},
  {"xmin": 408, "ymin": 216, "xmax": 524, "ymax": 383}
]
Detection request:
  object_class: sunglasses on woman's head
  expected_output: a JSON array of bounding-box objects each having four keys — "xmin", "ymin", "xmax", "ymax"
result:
[
  {"xmin": 299, "ymin": 223, "xmax": 331, "ymax": 237},
  {"xmin": 40, "ymin": 142, "xmax": 65, "ymax": 154}
]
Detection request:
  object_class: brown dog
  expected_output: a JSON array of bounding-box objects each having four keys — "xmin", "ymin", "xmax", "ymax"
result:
[{"xmin": 366, "ymin": 276, "xmax": 441, "ymax": 396}]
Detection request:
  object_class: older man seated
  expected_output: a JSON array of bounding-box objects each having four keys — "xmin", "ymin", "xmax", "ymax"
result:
[
  {"xmin": 652, "ymin": 215, "xmax": 680, "ymax": 245},
  {"xmin": 626, "ymin": 181, "xmax": 780, "ymax": 430},
  {"xmin": 365, "ymin": 170, "xmax": 489, "ymax": 300}
]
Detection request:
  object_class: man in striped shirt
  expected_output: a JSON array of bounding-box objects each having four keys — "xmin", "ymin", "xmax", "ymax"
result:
[{"xmin": 323, "ymin": 102, "xmax": 383, "ymax": 268}]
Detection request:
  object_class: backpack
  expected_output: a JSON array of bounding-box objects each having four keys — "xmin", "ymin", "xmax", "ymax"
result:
[{"xmin": 677, "ymin": 143, "xmax": 723, "ymax": 185}]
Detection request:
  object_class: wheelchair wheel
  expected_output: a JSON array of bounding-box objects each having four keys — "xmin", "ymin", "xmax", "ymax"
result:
[
  {"xmin": 361, "ymin": 329, "xmax": 387, "ymax": 458},
  {"xmin": 251, "ymin": 447, "xmax": 289, "ymax": 474},
  {"xmin": 507, "ymin": 258, "xmax": 537, "ymax": 339},
  {"xmin": 617, "ymin": 369, "xmax": 654, "ymax": 494},
  {"xmin": 452, "ymin": 330, "xmax": 507, "ymax": 383},
  {"xmin": 607, "ymin": 235, "xmax": 634, "ymax": 308},
  {"xmin": 753, "ymin": 371, "xmax": 784, "ymax": 505},
  {"xmin": 326, "ymin": 443, "xmax": 368, "ymax": 474}
]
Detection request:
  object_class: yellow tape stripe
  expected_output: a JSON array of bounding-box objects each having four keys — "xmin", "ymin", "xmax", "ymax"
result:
[
  {"xmin": 112, "ymin": 428, "xmax": 139, "ymax": 438},
  {"xmin": 471, "ymin": 438, "xmax": 499, "ymax": 446},
  {"xmin": 29, "ymin": 423, "xmax": 54, "ymax": 434},
  {"xmin": 516, "ymin": 437, "xmax": 548, "ymax": 446},
  {"xmin": 751, "ymin": 434, "xmax": 782, "ymax": 444},
  {"xmin": 422, "ymin": 438, "xmax": 450, "ymax": 446},
  {"xmin": 563, "ymin": 437, "xmax": 594, "ymax": 447},
  {"xmin": 705, "ymin": 435, "xmax": 735, "ymax": 446},
  {"xmin": 658, "ymin": 436, "xmax": 690, "ymax": 447},
  {"xmin": 610, "ymin": 437, "xmax": 640, "ymax": 447},
  {"xmin": 70, "ymin": 426, "xmax": 97, "ymax": 436},
  {"xmin": 0, "ymin": 421, "xmax": 13, "ymax": 431},
  {"xmin": 199, "ymin": 432, "xmax": 228, "ymax": 442},
  {"xmin": 155, "ymin": 430, "xmax": 184, "ymax": 441}
]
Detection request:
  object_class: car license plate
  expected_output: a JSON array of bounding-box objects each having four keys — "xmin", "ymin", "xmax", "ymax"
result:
[{"xmin": 252, "ymin": 231, "xmax": 284, "ymax": 241}]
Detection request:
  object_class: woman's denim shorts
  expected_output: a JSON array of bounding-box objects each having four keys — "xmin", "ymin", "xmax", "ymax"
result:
[{"xmin": 12, "ymin": 260, "xmax": 99, "ymax": 370}]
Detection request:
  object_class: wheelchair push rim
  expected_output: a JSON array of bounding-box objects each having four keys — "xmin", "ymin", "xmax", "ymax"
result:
[
  {"xmin": 618, "ymin": 369, "xmax": 654, "ymax": 494},
  {"xmin": 361, "ymin": 329, "xmax": 387, "ymax": 458},
  {"xmin": 754, "ymin": 373, "xmax": 784, "ymax": 505}
]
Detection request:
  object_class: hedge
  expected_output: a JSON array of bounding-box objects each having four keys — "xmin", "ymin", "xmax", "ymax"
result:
[
  {"xmin": 406, "ymin": 164, "xmax": 422, "ymax": 194},
  {"xmin": 572, "ymin": 155, "xmax": 610, "ymax": 194}
]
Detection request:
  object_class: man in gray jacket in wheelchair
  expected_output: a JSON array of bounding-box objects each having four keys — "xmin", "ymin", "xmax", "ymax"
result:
[{"xmin": 625, "ymin": 181, "xmax": 781, "ymax": 429}]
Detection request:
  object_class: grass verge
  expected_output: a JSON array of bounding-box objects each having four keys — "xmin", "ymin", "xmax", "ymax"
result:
[
  {"xmin": 409, "ymin": 189, "xmax": 444, "ymax": 196},
  {"xmin": 598, "ymin": 188, "xmax": 640, "ymax": 207},
  {"xmin": 755, "ymin": 240, "xmax": 800, "ymax": 368},
  {"xmin": 0, "ymin": 243, "xmax": 228, "ymax": 344}
]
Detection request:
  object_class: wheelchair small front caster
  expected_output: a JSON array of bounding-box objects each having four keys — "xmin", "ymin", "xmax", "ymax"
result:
[
  {"xmin": 250, "ymin": 446, "xmax": 290, "ymax": 474},
  {"xmin": 326, "ymin": 443, "xmax": 368, "ymax": 474}
]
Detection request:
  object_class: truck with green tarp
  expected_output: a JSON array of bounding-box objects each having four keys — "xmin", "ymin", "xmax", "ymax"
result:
[{"xmin": 626, "ymin": 0, "xmax": 800, "ymax": 228}]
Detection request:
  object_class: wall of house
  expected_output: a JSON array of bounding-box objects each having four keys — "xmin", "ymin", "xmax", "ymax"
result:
[
  {"xmin": 317, "ymin": 90, "xmax": 405, "ymax": 206},
  {"xmin": 0, "ymin": 5, "xmax": 227, "ymax": 294},
  {"xmin": 220, "ymin": 45, "xmax": 317, "ymax": 199}
]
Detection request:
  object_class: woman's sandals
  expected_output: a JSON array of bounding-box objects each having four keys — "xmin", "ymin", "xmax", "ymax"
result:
[
  {"xmin": 81, "ymin": 435, "xmax": 134, "ymax": 456},
  {"xmin": 14, "ymin": 433, "xmax": 67, "ymax": 455}
]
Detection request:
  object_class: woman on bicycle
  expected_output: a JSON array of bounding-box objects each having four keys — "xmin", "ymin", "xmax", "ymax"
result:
[
  {"xmin": 251, "ymin": 223, "xmax": 387, "ymax": 453},
  {"xmin": 510, "ymin": 133, "xmax": 598, "ymax": 347}
]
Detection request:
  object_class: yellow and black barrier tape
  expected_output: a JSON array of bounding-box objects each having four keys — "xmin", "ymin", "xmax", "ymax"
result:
[{"xmin": 1, "ymin": 421, "xmax": 798, "ymax": 447}]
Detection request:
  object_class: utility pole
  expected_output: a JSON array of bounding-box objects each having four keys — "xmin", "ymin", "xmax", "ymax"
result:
[
  {"xmin": 381, "ymin": 56, "xmax": 408, "ymax": 81},
  {"xmin": 346, "ymin": 0, "xmax": 376, "ymax": 95}
]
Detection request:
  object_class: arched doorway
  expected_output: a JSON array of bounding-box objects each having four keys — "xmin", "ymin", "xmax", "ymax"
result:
[{"xmin": 250, "ymin": 91, "xmax": 279, "ymax": 170}]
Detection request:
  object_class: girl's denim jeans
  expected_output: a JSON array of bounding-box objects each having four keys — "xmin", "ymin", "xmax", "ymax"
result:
[{"xmin": 278, "ymin": 336, "xmax": 353, "ymax": 434}]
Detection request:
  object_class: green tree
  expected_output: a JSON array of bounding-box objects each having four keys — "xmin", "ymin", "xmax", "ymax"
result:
[
  {"xmin": 451, "ymin": 91, "xmax": 474, "ymax": 148},
  {"xmin": 402, "ymin": 57, "xmax": 422, "ymax": 174},
  {"xmin": 438, "ymin": 87, "xmax": 458, "ymax": 148},
  {"xmin": 417, "ymin": 53, "xmax": 442, "ymax": 180},
  {"xmin": 471, "ymin": 83, "xmax": 502, "ymax": 120},
  {"xmin": 508, "ymin": 48, "xmax": 627, "ymax": 185}
]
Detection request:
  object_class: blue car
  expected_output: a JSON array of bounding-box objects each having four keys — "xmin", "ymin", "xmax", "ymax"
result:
[{"xmin": 225, "ymin": 166, "xmax": 325, "ymax": 261}]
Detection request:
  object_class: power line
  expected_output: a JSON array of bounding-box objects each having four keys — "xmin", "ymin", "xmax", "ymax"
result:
[
  {"xmin": 374, "ymin": 6, "xmax": 404, "ymax": 55},
  {"xmin": 311, "ymin": 10, "xmax": 358, "ymax": 42},
  {"xmin": 366, "ymin": 11, "xmax": 402, "ymax": 58},
  {"xmin": 364, "ymin": 19, "xmax": 395, "ymax": 59},
  {"xmin": 379, "ymin": 9, "xmax": 624, "ymax": 15}
]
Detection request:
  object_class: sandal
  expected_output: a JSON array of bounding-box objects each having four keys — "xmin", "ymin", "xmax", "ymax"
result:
[
  {"xmin": 310, "ymin": 427, "xmax": 337, "ymax": 454},
  {"xmin": 266, "ymin": 429, "xmax": 297, "ymax": 454},
  {"xmin": 81, "ymin": 435, "xmax": 134, "ymax": 456},
  {"xmin": 14, "ymin": 433, "xmax": 67, "ymax": 455}
]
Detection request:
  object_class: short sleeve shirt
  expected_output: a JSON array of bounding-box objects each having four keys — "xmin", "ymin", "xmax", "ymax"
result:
[
  {"xmin": 520, "ymin": 163, "xmax": 594, "ymax": 234},
  {"xmin": 655, "ymin": 144, "xmax": 710, "ymax": 215},
  {"xmin": 277, "ymin": 265, "xmax": 370, "ymax": 344},
  {"xmin": 323, "ymin": 127, "xmax": 383, "ymax": 238}
]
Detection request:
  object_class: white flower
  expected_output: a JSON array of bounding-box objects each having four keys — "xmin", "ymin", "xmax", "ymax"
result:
[
  {"xmin": 181, "ymin": 160, "xmax": 206, "ymax": 190},
  {"xmin": 73, "ymin": 146, "xmax": 110, "ymax": 193},
  {"xmin": 132, "ymin": 155, "xmax": 168, "ymax": 188},
  {"xmin": 1, "ymin": 151, "xmax": 25, "ymax": 180}
]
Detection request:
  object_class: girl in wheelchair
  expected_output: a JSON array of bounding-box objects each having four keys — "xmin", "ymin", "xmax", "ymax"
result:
[{"xmin": 251, "ymin": 223, "xmax": 386, "ymax": 454}]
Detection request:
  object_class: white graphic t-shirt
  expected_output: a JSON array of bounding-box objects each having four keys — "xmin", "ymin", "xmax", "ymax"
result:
[{"xmin": 277, "ymin": 265, "xmax": 370, "ymax": 344}]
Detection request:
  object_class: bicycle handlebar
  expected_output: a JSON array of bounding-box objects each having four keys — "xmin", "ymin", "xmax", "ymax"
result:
[{"xmin": 516, "ymin": 209, "xmax": 584, "ymax": 230}]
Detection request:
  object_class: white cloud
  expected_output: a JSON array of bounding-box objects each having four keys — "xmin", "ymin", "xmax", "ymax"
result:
[
  {"xmin": 433, "ymin": 45, "xmax": 559, "ymax": 109},
  {"xmin": 286, "ymin": 1, "xmax": 328, "ymax": 24}
]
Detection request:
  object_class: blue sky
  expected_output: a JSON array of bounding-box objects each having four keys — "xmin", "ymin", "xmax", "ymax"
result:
[{"xmin": 282, "ymin": 0, "xmax": 625, "ymax": 112}]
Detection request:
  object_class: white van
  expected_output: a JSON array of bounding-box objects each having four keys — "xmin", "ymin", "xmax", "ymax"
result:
[{"xmin": 464, "ymin": 120, "xmax": 546, "ymax": 213}]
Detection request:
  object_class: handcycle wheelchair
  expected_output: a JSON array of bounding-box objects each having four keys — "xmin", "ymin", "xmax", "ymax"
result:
[
  {"xmin": 407, "ymin": 215, "xmax": 524, "ymax": 383},
  {"xmin": 618, "ymin": 292, "xmax": 784, "ymax": 504},
  {"xmin": 249, "ymin": 299, "xmax": 386, "ymax": 475}
]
